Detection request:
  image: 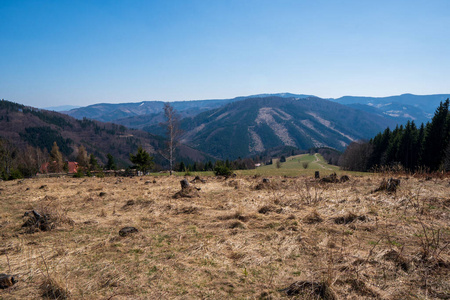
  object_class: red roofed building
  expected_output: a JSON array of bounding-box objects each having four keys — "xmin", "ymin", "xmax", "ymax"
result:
[{"xmin": 67, "ymin": 161, "xmax": 79, "ymax": 173}]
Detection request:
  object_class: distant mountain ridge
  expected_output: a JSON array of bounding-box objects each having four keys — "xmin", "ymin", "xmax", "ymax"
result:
[
  {"xmin": 63, "ymin": 93, "xmax": 450, "ymax": 129},
  {"xmin": 44, "ymin": 105, "xmax": 80, "ymax": 112},
  {"xmin": 0, "ymin": 100, "xmax": 212, "ymax": 167},
  {"xmin": 145, "ymin": 96, "xmax": 401, "ymax": 159},
  {"xmin": 333, "ymin": 94, "xmax": 450, "ymax": 125},
  {"xmin": 59, "ymin": 93, "xmax": 450, "ymax": 160},
  {"xmin": 66, "ymin": 99, "xmax": 240, "ymax": 123}
]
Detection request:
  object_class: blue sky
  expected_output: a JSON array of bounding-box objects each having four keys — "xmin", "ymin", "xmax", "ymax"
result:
[{"xmin": 1, "ymin": 0, "xmax": 449, "ymax": 108}]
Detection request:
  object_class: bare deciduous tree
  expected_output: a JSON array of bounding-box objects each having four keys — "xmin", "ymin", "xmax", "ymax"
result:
[
  {"xmin": 76, "ymin": 145, "xmax": 90, "ymax": 170},
  {"xmin": 338, "ymin": 141, "xmax": 373, "ymax": 172},
  {"xmin": 161, "ymin": 103, "xmax": 182, "ymax": 175},
  {"xmin": 0, "ymin": 139, "xmax": 15, "ymax": 177},
  {"xmin": 49, "ymin": 142, "xmax": 64, "ymax": 173}
]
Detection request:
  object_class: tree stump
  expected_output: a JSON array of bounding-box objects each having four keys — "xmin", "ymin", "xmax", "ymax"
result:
[
  {"xmin": 119, "ymin": 226, "xmax": 138, "ymax": 237},
  {"xmin": 174, "ymin": 179, "xmax": 200, "ymax": 198},
  {"xmin": 180, "ymin": 179, "xmax": 190, "ymax": 190},
  {"xmin": 0, "ymin": 274, "xmax": 17, "ymax": 289},
  {"xmin": 315, "ymin": 171, "xmax": 320, "ymax": 179}
]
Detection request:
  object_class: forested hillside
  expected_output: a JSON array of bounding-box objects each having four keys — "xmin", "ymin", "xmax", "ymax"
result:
[
  {"xmin": 0, "ymin": 100, "xmax": 212, "ymax": 179},
  {"xmin": 146, "ymin": 96, "xmax": 399, "ymax": 160},
  {"xmin": 339, "ymin": 99, "xmax": 450, "ymax": 172}
]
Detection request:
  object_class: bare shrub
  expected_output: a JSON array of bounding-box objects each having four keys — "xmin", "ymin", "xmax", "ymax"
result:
[
  {"xmin": 280, "ymin": 280, "xmax": 337, "ymax": 299},
  {"xmin": 40, "ymin": 278, "xmax": 69, "ymax": 299},
  {"xmin": 372, "ymin": 178, "xmax": 400, "ymax": 193},
  {"xmin": 218, "ymin": 211, "xmax": 250, "ymax": 222},
  {"xmin": 228, "ymin": 220, "xmax": 246, "ymax": 229},
  {"xmin": 303, "ymin": 210, "xmax": 323, "ymax": 224},
  {"xmin": 333, "ymin": 212, "xmax": 367, "ymax": 224},
  {"xmin": 22, "ymin": 203, "xmax": 73, "ymax": 233},
  {"xmin": 258, "ymin": 205, "xmax": 280, "ymax": 214}
]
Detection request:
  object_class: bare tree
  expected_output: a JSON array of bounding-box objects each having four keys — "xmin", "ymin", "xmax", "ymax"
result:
[
  {"xmin": 0, "ymin": 139, "xmax": 15, "ymax": 178},
  {"xmin": 338, "ymin": 141, "xmax": 373, "ymax": 172},
  {"xmin": 49, "ymin": 141, "xmax": 64, "ymax": 173},
  {"xmin": 76, "ymin": 145, "xmax": 90, "ymax": 170},
  {"xmin": 161, "ymin": 103, "xmax": 182, "ymax": 175}
]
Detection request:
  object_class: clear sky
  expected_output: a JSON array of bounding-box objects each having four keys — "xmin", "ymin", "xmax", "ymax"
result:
[{"xmin": 1, "ymin": 0, "xmax": 449, "ymax": 108}]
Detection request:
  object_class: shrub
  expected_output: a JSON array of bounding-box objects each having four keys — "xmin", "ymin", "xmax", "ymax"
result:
[
  {"xmin": 214, "ymin": 165, "xmax": 232, "ymax": 176},
  {"xmin": 73, "ymin": 168, "xmax": 84, "ymax": 178},
  {"xmin": 8, "ymin": 169, "xmax": 23, "ymax": 180}
]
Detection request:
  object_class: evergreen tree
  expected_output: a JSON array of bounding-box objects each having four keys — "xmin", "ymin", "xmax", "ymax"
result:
[
  {"xmin": 370, "ymin": 127, "xmax": 391, "ymax": 167},
  {"xmin": 130, "ymin": 146, "xmax": 154, "ymax": 174},
  {"xmin": 89, "ymin": 154, "xmax": 99, "ymax": 171},
  {"xmin": 106, "ymin": 153, "xmax": 117, "ymax": 170},
  {"xmin": 415, "ymin": 123, "xmax": 426, "ymax": 167},
  {"xmin": 444, "ymin": 143, "xmax": 450, "ymax": 171},
  {"xmin": 384, "ymin": 125, "xmax": 403, "ymax": 165},
  {"xmin": 398, "ymin": 121, "xmax": 417, "ymax": 170},
  {"xmin": 225, "ymin": 159, "xmax": 231, "ymax": 168},
  {"xmin": 422, "ymin": 99, "xmax": 449, "ymax": 171}
]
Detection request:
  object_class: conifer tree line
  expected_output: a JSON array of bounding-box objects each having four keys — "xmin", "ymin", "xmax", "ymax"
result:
[
  {"xmin": 175, "ymin": 157, "xmax": 256, "ymax": 173},
  {"xmin": 339, "ymin": 99, "xmax": 450, "ymax": 172}
]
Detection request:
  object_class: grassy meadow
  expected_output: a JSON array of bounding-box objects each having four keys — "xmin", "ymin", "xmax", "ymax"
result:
[{"xmin": 0, "ymin": 157, "xmax": 449, "ymax": 299}]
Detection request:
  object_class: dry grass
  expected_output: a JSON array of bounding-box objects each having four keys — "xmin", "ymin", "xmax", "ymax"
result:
[{"xmin": 0, "ymin": 174, "xmax": 449, "ymax": 299}]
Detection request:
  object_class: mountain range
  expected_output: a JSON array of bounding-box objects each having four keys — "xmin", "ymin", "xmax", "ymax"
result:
[
  {"xmin": 146, "ymin": 96, "xmax": 400, "ymax": 159},
  {"xmin": 1, "ymin": 93, "xmax": 448, "ymax": 166},
  {"xmin": 64, "ymin": 93, "xmax": 450, "ymax": 130},
  {"xmin": 0, "ymin": 100, "xmax": 211, "ymax": 167},
  {"xmin": 61, "ymin": 93, "xmax": 449, "ymax": 159}
]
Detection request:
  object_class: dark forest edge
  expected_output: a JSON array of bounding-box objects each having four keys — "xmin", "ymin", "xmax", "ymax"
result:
[{"xmin": 339, "ymin": 99, "xmax": 450, "ymax": 173}]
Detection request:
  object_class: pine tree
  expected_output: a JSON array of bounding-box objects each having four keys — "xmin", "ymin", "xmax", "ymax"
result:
[
  {"xmin": 370, "ymin": 127, "xmax": 391, "ymax": 167},
  {"xmin": 130, "ymin": 146, "xmax": 154, "ymax": 174},
  {"xmin": 422, "ymin": 99, "xmax": 449, "ymax": 171},
  {"xmin": 106, "ymin": 153, "xmax": 117, "ymax": 170},
  {"xmin": 89, "ymin": 154, "xmax": 99, "ymax": 171},
  {"xmin": 384, "ymin": 125, "xmax": 402, "ymax": 165},
  {"xmin": 398, "ymin": 121, "xmax": 417, "ymax": 170}
]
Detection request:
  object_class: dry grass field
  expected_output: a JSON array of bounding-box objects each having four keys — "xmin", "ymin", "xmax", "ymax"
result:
[{"xmin": 0, "ymin": 173, "xmax": 449, "ymax": 299}]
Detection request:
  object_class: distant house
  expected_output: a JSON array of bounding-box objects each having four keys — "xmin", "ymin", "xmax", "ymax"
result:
[
  {"xmin": 67, "ymin": 162, "xmax": 79, "ymax": 173},
  {"xmin": 255, "ymin": 163, "xmax": 262, "ymax": 167},
  {"xmin": 39, "ymin": 162, "xmax": 49, "ymax": 174},
  {"xmin": 39, "ymin": 161, "xmax": 79, "ymax": 174}
]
